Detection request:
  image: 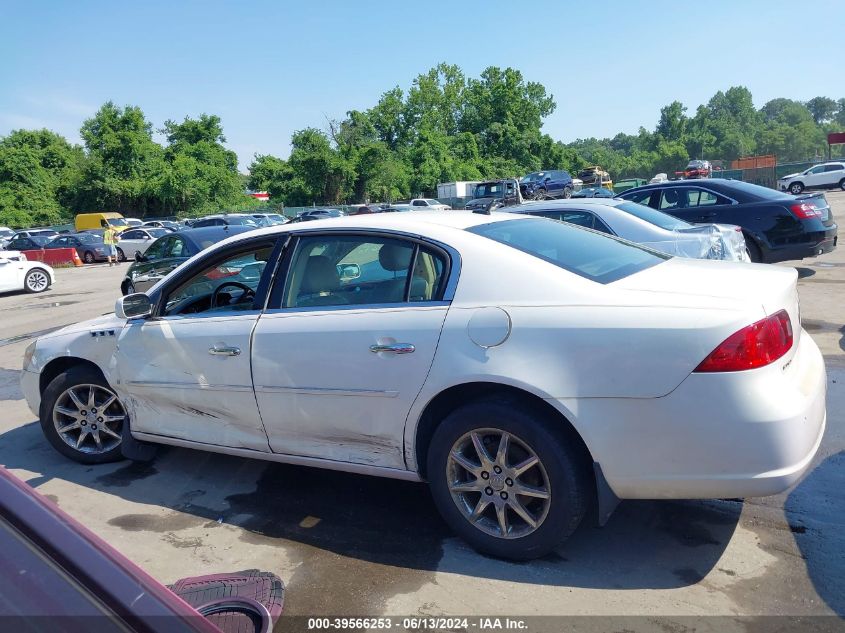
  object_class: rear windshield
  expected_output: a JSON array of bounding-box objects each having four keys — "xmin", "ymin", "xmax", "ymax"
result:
[
  {"xmin": 468, "ymin": 218, "xmax": 667, "ymax": 284},
  {"xmin": 615, "ymin": 201, "xmax": 691, "ymax": 230},
  {"xmin": 718, "ymin": 180, "xmax": 792, "ymax": 201}
]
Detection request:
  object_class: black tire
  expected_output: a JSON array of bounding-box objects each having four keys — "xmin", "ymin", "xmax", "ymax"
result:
[
  {"xmin": 427, "ymin": 397, "xmax": 590, "ymax": 560},
  {"xmin": 745, "ymin": 237, "xmax": 763, "ymax": 263},
  {"xmin": 83, "ymin": 251, "xmax": 95, "ymax": 264},
  {"xmin": 533, "ymin": 189, "xmax": 547, "ymax": 201},
  {"xmin": 562, "ymin": 186, "xmax": 573, "ymax": 199},
  {"xmin": 123, "ymin": 280, "xmax": 136, "ymax": 296},
  {"xmin": 116, "ymin": 247, "xmax": 126, "ymax": 262},
  {"xmin": 839, "ymin": 178, "xmax": 845, "ymax": 192},
  {"xmin": 23, "ymin": 268, "xmax": 51, "ymax": 293},
  {"xmin": 40, "ymin": 365, "xmax": 126, "ymax": 465},
  {"xmin": 789, "ymin": 182, "xmax": 804, "ymax": 195}
]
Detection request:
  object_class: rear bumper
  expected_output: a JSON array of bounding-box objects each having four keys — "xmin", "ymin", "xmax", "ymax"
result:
[
  {"xmin": 765, "ymin": 226, "xmax": 838, "ymax": 262},
  {"xmin": 553, "ymin": 330, "xmax": 827, "ymax": 499}
]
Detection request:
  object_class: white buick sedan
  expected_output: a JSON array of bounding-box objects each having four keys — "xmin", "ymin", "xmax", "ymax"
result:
[{"xmin": 21, "ymin": 212, "xmax": 826, "ymax": 559}]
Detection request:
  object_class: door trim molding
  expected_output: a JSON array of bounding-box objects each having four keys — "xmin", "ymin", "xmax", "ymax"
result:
[
  {"xmin": 254, "ymin": 385, "xmax": 398, "ymax": 398},
  {"xmin": 126, "ymin": 380, "xmax": 253, "ymax": 393}
]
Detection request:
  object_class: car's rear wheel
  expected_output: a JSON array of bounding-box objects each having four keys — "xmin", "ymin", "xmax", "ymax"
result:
[
  {"xmin": 40, "ymin": 365, "xmax": 126, "ymax": 464},
  {"xmin": 790, "ymin": 182, "xmax": 804, "ymax": 195},
  {"xmin": 427, "ymin": 398, "xmax": 589, "ymax": 560},
  {"xmin": 745, "ymin": 238, "xmax": 763, "ymax": 263},
  {"xmin": 83, "ymin": 251, "xmax": 95, "ymax": 264},
  {"xmin": 24, "ymin": 268, "xmax": 50, "ymax": 293}
]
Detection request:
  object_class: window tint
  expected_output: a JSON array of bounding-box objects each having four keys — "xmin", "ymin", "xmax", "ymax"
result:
[
  {"xmin": 625, "ymin": 189, "xmax": 654, "ymax": 207},
  {"xmin": 561, "ymin": 210, "xmax": 594, "ymax": 228},
  {"xmin": 684, "ymin": 189, "xmax": 721, "ymax": 207},
  {"xmin": 808, "ymin": 166, "xmax": 825, "ymax": 174},
  {"xmin": 615, "ymin": 201, "xmax": 690, "ymax": 230},
  {"xmin": 824, "ymin": 164, "xmax": 844, "ymax": 172},
  {"xmin": 164, "ymin": 245, "xmax": 273, "ymax": 316},
  {"xmin": 143, "ymin": 237, "xmax": 169, "ymax": 261},
  {"xmin": 122, "ymin": 230, "xmax": 141, "ymax": 240},
  {"xmin": 166, "ymin": 237, "xmax": 187, "ymax": 258},
  {"xmin": 412, "ymin": 200, "xmax": 426, "ymax": 206},
  {"xmin": 591, "ymin": 216, "xmax": 613, "ymax": 234},
  {"xmin": 468, "ymin": 218, "xmax": 667, "ymax": 284},
  {"xmin": 282, "ymin": 235, "xmax": 447, "ymax": 308}
]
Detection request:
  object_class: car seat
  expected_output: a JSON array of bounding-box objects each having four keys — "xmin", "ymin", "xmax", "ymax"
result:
[
  {"xmin": 377, "ymin": 243, "xmax": 412, "ymax": 302},
  {"xmin": 296, "ymin": 255, "xmax": 348, "ymax": 307}
]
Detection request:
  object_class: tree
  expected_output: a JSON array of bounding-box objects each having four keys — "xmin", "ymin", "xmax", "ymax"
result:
[
  {"xmin": 805, "ymin": 96, "xmax": 838, "ymax": 125},
  {"xmin": 0, "ymin": 129, "xmax": 82, "ymax": 227},
  {"xmin": 656, "ymin": 101, "xmax": 687, "ymax": 142}
]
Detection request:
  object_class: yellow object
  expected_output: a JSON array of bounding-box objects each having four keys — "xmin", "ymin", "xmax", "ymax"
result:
[{"xmin": 74, "ymin": 212, "xmax": 129, "ymax": 233}]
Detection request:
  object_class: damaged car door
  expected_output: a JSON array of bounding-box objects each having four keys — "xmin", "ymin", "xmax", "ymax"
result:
[
  {"xmin": 113, "ymin": 238, "xmax": 280, "ymax": 451},
  {"xmin": 250, "ymin": 231, "xmax": 453, "ymax": 469}
]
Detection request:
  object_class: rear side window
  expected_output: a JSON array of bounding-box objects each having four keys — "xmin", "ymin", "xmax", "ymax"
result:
[
  {"xmin": 824, "ymin": 164, "xmax": 844, "ymax": 172},
  {"xmin": 615, "ymin": 201, "xmax": 690, "ymax": 230},
  {"xmin": 468, "ymin": 218, "xmax": 667, "ymax": 284}
]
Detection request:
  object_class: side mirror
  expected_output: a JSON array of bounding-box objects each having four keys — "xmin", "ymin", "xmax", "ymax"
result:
[
  {"xmin": 115, "ymin": 293, "xmax": 152, "ymax": 319},
  {"xmin": 337, "ymin": 263, "xmax": 361, "ymax": 281}
]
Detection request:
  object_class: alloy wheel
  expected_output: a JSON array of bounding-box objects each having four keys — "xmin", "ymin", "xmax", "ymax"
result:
[
  {"xmin": 26, "ymin": 270, "xmax": 49, "ymax": 292},
  {"xmin": 446, "ymin": 428, "xmax": 551, "ymax": 539},
  {"xmin": 52, "ymin": 384, "xmax": 125, "ymax": 454}
]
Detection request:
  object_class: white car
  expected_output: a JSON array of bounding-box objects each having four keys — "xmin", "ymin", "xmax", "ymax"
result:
[
  {"xmin": 21, "ymin": 212, "xmax": 825, "ymax": 560},
  {"xmin": 0, "ymin": 226, "xmax": 14, "ymax": 248},
  {"xmin": 409, "ymin": 198, "xmax": 452, "ymax": 211},
  {"xmin": 125, "ymin": 218, "xmax": 144, "ymax": 227},
  {"xmin": 0, "ymin": 251, "xmax": 54, "ymax": 293},
  {"xmin": 116, "ymin": 227, "xmax": 171, "ymax": 260},
  {"xmin": 506, "ymin": 198, "xmax": 750, "ymax": 261},
  {"xmin": 778, "ymin": 162, "xmax": 845, "ymax": 195}
]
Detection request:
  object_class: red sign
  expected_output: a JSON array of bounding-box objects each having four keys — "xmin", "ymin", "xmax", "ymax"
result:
[{"xmin": 828, "ymin": 132, "xmax": 845, "ymax": 145}]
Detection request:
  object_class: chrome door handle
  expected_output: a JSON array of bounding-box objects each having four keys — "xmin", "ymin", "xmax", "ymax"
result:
[
  {"xmin": 209, "ymin": 345, "xmax": 241, "ymax": 356},
  {"xmin": 370, "ymin": 343, "xmax": 415, "ymax": 354}
]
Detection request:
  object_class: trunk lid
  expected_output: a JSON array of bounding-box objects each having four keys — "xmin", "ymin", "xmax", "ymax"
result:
[{"xmin": 614, "ymin": 258, "xmax": 801, "ymax": 343}]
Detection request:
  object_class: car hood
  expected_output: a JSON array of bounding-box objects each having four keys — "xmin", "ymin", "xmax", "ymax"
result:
[
  {"xmin": 466, "ymin": 197, "xmax": 497, "ymax": 207},
  {"xmin": 39, "ymin": 313, "xmax": 126, "ymax": 342},
  {"xmin": 779, "ymin": 172, "xmax": 800, "ymax": 180}
]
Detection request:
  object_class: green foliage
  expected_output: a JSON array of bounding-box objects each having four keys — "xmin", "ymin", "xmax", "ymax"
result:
[{"xmin": 2, "ymin": 70, "xmax": 844, "ymax": 226}]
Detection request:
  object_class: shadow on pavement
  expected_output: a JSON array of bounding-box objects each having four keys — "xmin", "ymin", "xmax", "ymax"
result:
[
  {"xmin": 1, "ymin": 420, "xmax": 739, "ymax": 591},
  {"xmin": 786, "ymin": 450, "xmax": 845, "ymax": 616}
]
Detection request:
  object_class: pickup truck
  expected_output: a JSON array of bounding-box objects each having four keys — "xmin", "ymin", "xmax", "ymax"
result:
[
  {"xmin": 464, "ymin": 179, "xmax": 525, "ymax": 213},
  {"xmin": 393, "ymin": 198, "xmax": 452, "ymax": 211}
]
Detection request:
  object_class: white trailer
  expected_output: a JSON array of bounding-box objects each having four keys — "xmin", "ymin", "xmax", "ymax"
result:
[{"xmin": 437, "ymin": 181, "xmax": 480, "ymax": 199}]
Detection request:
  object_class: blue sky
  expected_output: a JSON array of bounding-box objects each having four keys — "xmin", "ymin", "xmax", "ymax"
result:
[{"xmin": 1, "ymin": 0, "xmax": 843, "ymax": 171}]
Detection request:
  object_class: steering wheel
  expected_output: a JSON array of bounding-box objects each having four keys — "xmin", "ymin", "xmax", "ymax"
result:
[{"xmin": 211, "ymin": 281, "xmax": 255, "ymax": 309}]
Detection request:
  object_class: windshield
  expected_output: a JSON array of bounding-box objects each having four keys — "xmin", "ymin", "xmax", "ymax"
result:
[
  {"xmin": 468, "ymin": 218, "xmax": 667, "ymax": 284},
  {"xmin": 474, "ymin": 183, "xmax": 507, "ymax": 198},
  {"xmin": 148, "ymin": 228, "xmax": 169, "ymax": 238},
  {"xmin": 521, "ymin": 173, "xmax": 541, "ymax": 183},
  {"xmin": 615, "ymin": 201, "xmax": 691, "ymax": 230},
  {"xmin": 107, "ymin": 218, "xmax": 128, "ymax": 226}
]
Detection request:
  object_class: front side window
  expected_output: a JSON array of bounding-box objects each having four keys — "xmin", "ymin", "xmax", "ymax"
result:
[
  {"xmin": 143, "ymin": 237, "xmax": 169, "ymax": 261},
  {"xmin": 122, "ymin": 230, "xmax": 141, "ymax": 240},
  {"xmin": 468, "ymin": 218, "xmax": 667, "ymax": 284},
  {"xmin": 163, "ymin": 244, "xmax": 274, "ymax": 316},
  {"xmin": 624, "ymin": 189, "xmax": 654, "ymax": 207},
  {"xmin": 282, "ymin": 235, "xmax": 447, "ymax": 308}
]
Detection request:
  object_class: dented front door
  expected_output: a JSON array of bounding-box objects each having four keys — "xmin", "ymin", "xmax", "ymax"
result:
[{"xmin": 113, "ymin": 314, "xmax": 270, "ymax": 451}]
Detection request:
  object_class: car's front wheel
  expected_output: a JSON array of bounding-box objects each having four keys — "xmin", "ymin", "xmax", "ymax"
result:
[
  {"xmin": 533, "ymin": 189, "xmax": 547, "ymax": 201},
  {"xmin": 427, "ymin": 398, "xmax": 589, "ymax": 560},
  {"xmin": 839, "ymin": 178, "xmax": 845, "ymax": 191},
  {"xmin": 24, "ymin": 268, "xmax": 50, "ymax": 293},
  {"xmin": 116, "ymin": 247, "xmax": 126, "ymax": 262},
  {"xmin": 40, "ymin": 365, "xmax": 126, "ymax": 464},
  {"xmin": 789, "ymin": 182, "xmax": 804, "ymax": 195},
  {"xmin": 562, "ymin": 186, "xmax": 573, "ymax": 199},
  {"xmin": 83, "ymin": 251, "xmax": 95, "ymax": 264}
]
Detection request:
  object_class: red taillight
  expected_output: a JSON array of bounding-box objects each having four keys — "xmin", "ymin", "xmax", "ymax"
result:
[
  {"xmin": 694, "ymin": 310, "xmax": 793, "ymax": 373},
  {"xmin": 790, "ymin": 202, "xmax": 822, "ymax": 219}
]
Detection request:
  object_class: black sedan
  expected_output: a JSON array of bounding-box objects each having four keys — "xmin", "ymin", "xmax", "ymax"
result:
[
  {"xmin": 121, "ymin": 225, "xmax": 254, "ymax": 295},
  {"xmin": 5, "ymin": 235, "xmax": 52, "ymax": 251},
  {"xmin": 46, "ymin": 233, "xmax": 114, "ymax": 263},
  {"xmin": 617, "ymin": 179, "xmax": 838, "ymax": 263}
]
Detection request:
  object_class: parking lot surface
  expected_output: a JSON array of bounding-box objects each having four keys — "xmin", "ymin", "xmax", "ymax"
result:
[{"xmin": 1, "ymin": 196, "xmax": 843, "ymax": 619}]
